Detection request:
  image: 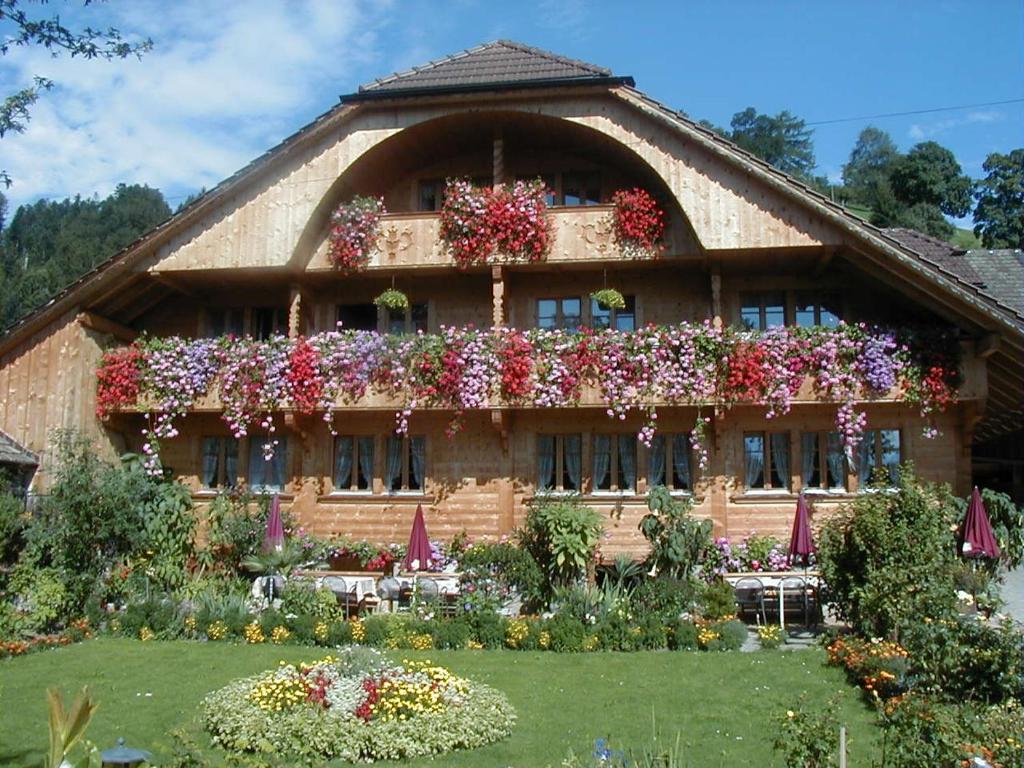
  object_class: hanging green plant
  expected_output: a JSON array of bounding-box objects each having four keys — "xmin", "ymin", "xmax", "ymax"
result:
[
  {"xmin": 374, "ymin": 288, "xmax": 410, "ymax": 311},
  {"xmin": 590, "ymin": 288, "xmax": 626, "ymax": 310}
]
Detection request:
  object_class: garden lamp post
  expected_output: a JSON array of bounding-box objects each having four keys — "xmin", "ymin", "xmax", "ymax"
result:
[{"xmin": 100, "ymin": 737, "xmax": 151, "ymax": 768}]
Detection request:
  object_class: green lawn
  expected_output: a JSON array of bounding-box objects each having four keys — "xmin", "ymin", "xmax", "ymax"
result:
[{"xmin": 0, "ymin": 639, "xmax": 881, "ymax": 767}]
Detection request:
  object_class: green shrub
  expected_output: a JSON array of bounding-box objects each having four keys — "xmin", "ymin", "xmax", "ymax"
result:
[
  {"xmin": 669, "ymin": 619, "xmax": 698, "ymax": 651},
  {"xmin": 287, "ymin": 614, "xmax": 317, "ymax": 645},
  {"xmin": 327, "ymin": 619, "xmax": 353, "ymax": 646},
  {"xmin": 519, "ymin": 494, "xmax": 603, "ymax": 605},
  {"xmin": 120, "ymin": 597, "xmax": 181, "ymax": 639},
  {"xmin": 464, "ymin": 608, "xmax": 506, "ymax": 648},
  {"xmin": 0, "ymin": 483, "xmax": 26, "ymax": 566},
  {"xmin": 195, "ymin": 593, "xmax": 253, "ymax": 636},
  {"xmin": 197, "ymin": 491, "xmax": 273, "ymax": 575},
  {"xmin": 545, "ymin": 613, "xmax": 585, "ymax": 653},
  {"xmin": 361, "ymin": 613, "xmax": 410, "ymax": 648},
  {"xmin": 773, "ymin": 694, "xmax": 841, "ymax": 768},
  {"xmin": 636, "ymin": 614, "xmax": 668, "ymax": 650},
  {"xmin": 715, "ymin": 619, "xmax": 748, "ymax": 651},
  {"xmin": 818, "ymin": 467, "xmax": 959, "ymax": 639},
  {"xmin": 595, "ymin": 612, "xmax": 638, "ymax": 651},
  {"xmin": 7, "ymin": 564, "xmax": 70, "ymax": 633},
  {"xmin": 699, "ymin": 579, "xmax": 737, "ymax": 621},
  {"xmin": 458, "ymin": 541, "xmax": 544, "ymax": 611},
  {"xmin": 639, "ymin": 486, "xmax": 712, "ymax": 579},
  {"xmin": 630, "ymin": 576, "xmax": 698, "ymax": 623},
  {"xmin": 430, "ymin": 619, "xmax": 472, "ymax": 650}
]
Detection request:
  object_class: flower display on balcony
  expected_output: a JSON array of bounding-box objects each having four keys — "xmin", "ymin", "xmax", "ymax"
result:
[
  {"xmin": 327, "ymin": 195, "xmax": 386, "ymax": 272},
  {"xmin": 611, "ymin": 187, "xmax": 665, "ymax": 258},
  {"xmin": 96, "ymin": 323, "xmax": 959, "ymax": 474},
  {"xmin": 439, "ymin": 179, "xmax": 552, "ymax": 268},
  {"xmin": 373, "ymin": 288, "xmax": 409, "ymax": 311},
  {"xmin": 590, "ymin": 288, "xmax": 626, "ymax": 310}
]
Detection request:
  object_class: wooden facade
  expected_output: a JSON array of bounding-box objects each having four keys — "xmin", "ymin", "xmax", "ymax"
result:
[{"xmin": 2, "ymin": 42, "xmax": 1021, "ymax": 553}]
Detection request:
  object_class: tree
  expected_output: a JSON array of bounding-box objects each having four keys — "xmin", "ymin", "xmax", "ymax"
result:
[
  {"xmin": 889, "ymin": 141, "xmax": 973, "ymax": 218},
  {"xmin": 972, "ymin": 148, "xmax": 1024, "ymax": 248},
  {"xmin": 842, "ymin": 126, "xmax": 900, "ymax": 205},
  {"xmin": 0, "ymin": 1, "xmax": 152, "ymax": 186},
  {"xmin": 728, "ymin": 107, "xmax": 817, "ymax": 179}
]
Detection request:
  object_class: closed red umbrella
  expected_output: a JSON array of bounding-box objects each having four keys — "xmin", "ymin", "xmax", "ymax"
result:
[
  {"xmin": 262, "ymin": 493, "xmax": 285, "ymax": 553},
  {"xmin": 788, "ymin": 493, "xmax": 816, "ymax": 567},
  {"xmin": 959, "ymin": 487, "xmax": 1001, "ymax": 559},
  {"xmin": 403, "ymin": 504, "xmax": 432, "ymax": 571}
]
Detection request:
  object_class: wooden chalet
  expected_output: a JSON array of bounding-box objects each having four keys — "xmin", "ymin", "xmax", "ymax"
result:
[{"xmin": 1, "ymin": 40, "xmax": 1022, "ymax": 555}]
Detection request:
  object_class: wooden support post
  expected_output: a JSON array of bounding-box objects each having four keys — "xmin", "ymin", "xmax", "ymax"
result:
[
  {"xmin": 493, "ymin": 133, "xmax": 504, "ymax": 187},
  {"xmin": 975, "ymin": 332, "xmax": 1000, "ymax": 359},
  {"xmin": 492, "ymin": 266, "xmax": 505, "ymax": 329},
  {"xmin": 710, "ymin": 264, "xmax": 723, "ymax": 328},
  {"xmin": 288, "ymin": 285, "xmax": 302, "ymax": 339},
  {"xmin": 76, "ymin": 311, "xmax": 138, "ymax": 342}
]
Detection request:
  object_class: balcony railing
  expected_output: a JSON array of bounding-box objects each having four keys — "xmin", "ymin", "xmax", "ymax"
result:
[{"xmin": 306, "ymin": 206, "xmax": 689, "ymax": 271}]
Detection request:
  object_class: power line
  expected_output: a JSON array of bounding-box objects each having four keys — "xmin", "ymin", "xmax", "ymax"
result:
[{"xmin": 806, "ymin": 98, "xmax": 1024, "ymax": 126}]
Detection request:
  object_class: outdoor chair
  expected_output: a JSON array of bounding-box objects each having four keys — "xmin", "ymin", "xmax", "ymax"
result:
[
  {"xmin": 323, "ymin": 576, "xmax": 359, "ymax": 618},
  {"xmin": 780, "ymin": 576, "xmax": 817, "ymax": 628},
  {"xmin": 417, "ymin": 577, "xmax": 440, "ymax": 604},
  {"xmin": 733, "ymin": 577, "xmax": 767, "ymax": 625},
  {"xmin": 377, "ymin": 576, "xmax": 401, "ymax": 612}
]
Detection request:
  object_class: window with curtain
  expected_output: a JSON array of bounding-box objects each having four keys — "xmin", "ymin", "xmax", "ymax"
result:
[
  {"xmin": 800, "ymin": 431, "xmax": 847, "ymax": 490},
  {"xmin": 333, "ymin": 436, "xmax": 374, "ymax": 492},
  {"xmin": 536, "ymin": 434, "xmax": 582, "ymax": 492},
  {"xmin": 857, "ymin": 429, "xmax": 902, "ymax": 488},
  {"xmin": 386, "ymin": 304, "xmax": 428, "ymax": 336},
  {"xmin": 590, "ymin": 295, "xmax": 636, "ymax": 331},
  {"xmin": 591, "ymin": 434, "xmax": 637, "ymax": 493},
  {"xmin": 248, "ymin": 436, "xmax": 288, "ymax": 492},
  {"xmin": 794, "ymin": 293, "xmax": 841, "ymax": 328},
  {"xmin": 739, "ymin": 292, "xmax": 786, "ymax": 330},
  {"xmin": 647, "ymin": 433, "xmax": 692, "ymax": 491},
  {"xmin": 201, "ymin": 436, "xmax": 239, "ymax": 489},
  {"xmin": 252, "ymin": 306, "xmax": 288, "ymax": 340},
  {"xmin": 384, "ymin": 435, "xmax": 425, "ymax": 493},
  {"xmin": 537, "ymin": 298, "xmax": 582, "ymax": 331},
  {"xmin": 204, "ymin": 308, "xmax": 245, "ymax": 339},
  {"xmin": 743, "ymin": 432, "xmax": 790, "ymax": 490}
]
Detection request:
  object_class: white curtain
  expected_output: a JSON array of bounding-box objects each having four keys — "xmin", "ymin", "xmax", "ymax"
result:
[
  {"xmin": 201, "ymin": 438, "xmax": 220, "ymax": 488},
  {"xmin": 771, "ymin": 433, "xmax": 790, "ymax": 490},
  {"xmin": 334, "ymin": 436, "xmax": 353, "ymax": 489},
  {"xmin": 411, "ymin": 436, "xmax": 425, "ymax": 490},
  {"xmin": 857, "ymin": 431, "xmax": 876, "ymax": 485},
  {"xmin": 826, "ymin": 432, "xmax": 846, "ymax": 488},
  {"xmin": 386, "ymin": 436, "xmax": 403, "ymax": 492},
  {"xmin": 564, "ymin": 434, "xmax": 582, "ymax": 491},
  {"xmin": 270, "ymin": 437, "xmax": 288, "ymax": 490},
  {"xmin": 618, "ymin": 436, "xmax": 636, "ymax": 491},
  {"xmin": 648, "ymin": 434, "xmax": 666, "ymax": 488},
  {"xmin": 224, "ymin": 438, "xmax": 238, "ymax": 487},
  {"xmin": 800, "ymin": 432, "xmax": 818, "ymax": 487},
  {"xmin": 672, "ymin": 434, "xmax": 690, "ymax": 489},
  {"xmin": 357, "ymin": 436, "xmax": 374, "ymax": 490},
  {"xmin": 881, "ymin": 430, "xmax": 900, "ymax": 485},
  {"xmin": 592, "ymin": 434, "xmax": 611, "ymax": 490},
  {"xmin": 537, "ymin": 435, "xmax": 555, "ymax": 489},
  {"xmin": 744, "ymin": 435, "xmax": 764, "ymax": 488}
]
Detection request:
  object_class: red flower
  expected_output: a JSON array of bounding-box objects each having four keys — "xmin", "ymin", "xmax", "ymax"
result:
[
  {"xmin": 612, "ymin": 188, "xmax": 665, "ymax": 254},
  {"xmin": 287, "ymin": 336, "xmax": 324, "ymax": 415},
  {"xmin": 498, "ymin": 331, "xmax": 533, "ymax": 399},
  {"xmin": 96, "ymin": 345, "xmax": 143, "ymax": 418},
  {"xmin": 725, "ymin": 343, "xmax": 768, "ymax": 401}
]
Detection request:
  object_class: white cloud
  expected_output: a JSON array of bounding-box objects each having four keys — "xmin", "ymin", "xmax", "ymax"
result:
[
  {"xmin": 0, "ymin": 0, "xmax": 390, "ymax": 208},
  {"xmin": 907, "ymin": 110, "xmax": 1005, "ymax": 142}
]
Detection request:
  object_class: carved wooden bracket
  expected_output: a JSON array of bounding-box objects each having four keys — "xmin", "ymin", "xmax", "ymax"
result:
[
  {"xmin": 76, "ymin": 311, "xmax": 138, "ymax": 342},
  {"xmin": 490, "ymin": 408, "xmax": 509, "ymax": 454}
]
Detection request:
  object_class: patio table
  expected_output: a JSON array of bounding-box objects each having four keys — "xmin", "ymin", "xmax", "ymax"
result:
[{"xmin": 723, "ymin": 571, "xmax": 820, "ymax": 630}]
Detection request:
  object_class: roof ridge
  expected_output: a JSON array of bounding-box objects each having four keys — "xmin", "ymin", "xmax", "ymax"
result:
[
  {"xmin": 885, "ymin": 226, "xmax": 965, "ymax": 254},
  {"xmin": 493, "ymin": 39, "xmax": 611, "ymax": 76},
  {"xmin": 361, "ymin": 41, "xmax": 494, "ymax": 92}
]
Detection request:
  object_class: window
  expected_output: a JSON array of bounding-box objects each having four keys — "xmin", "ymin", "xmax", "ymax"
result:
[
  {"xmin": 795, "ymin": 293, "xmax": 841, "ymax": 328},
  {"xmin": 333, "ymin": 436, "xmax": 374, "ymax": 492},
  {"xmin": 385, "ymin": 435, "xmax": 425, "ymax": 493},
  {"xmin": 537, "ymin": 297, "xmax": 582, "ymax": 330},
  {"xmin": 337, "ymin": 303, "xmax": 378, "ymax": 332},
  {"xmin": 743, "ymin": 432, "xmax": 791, "ymax": 490},
  {"xmin": 590, "ymin": 295, "xmax": 636, "ymax": 331},
  {"xmin": 537, "ymin": 434, "xmax": 582, "ymax": 492},
  {"xmin": 561, "ymin": 171, "xmax": 602, "ymax": 206},
  {"xmin": 201, "ymin": 437, "xmax": 239, "ymax": 489},
  {"xmin": 418, "ymin": 179, "xmax": 441, "ymax": 212},
  {"xmin": 592, "ymin": 434, "xmax": 637, "ymax": 492},
  {"xmin": 800, "ymin": 431, "xmax": 846, "ymax": 490},
  {"xmin": 386, "ymin": 303, "xmax": 428, "ymax": 336},
  {"xmin": 740, "ymin": 293, "xmax": 786, "ymax": 330},
  {"xmin": 857, "ymin": 429, "xmax": 901, "ymax": 487},
  {"xmin": 648, "ymin": 433, "xmax": 693, "ymax": 491},
  {"xmin": 248, "ymin": 436, "xmax": 288, "ymax": 492},
  {"xmin": 252, "ymin": 307, "xmax": 288, "ymax": 340},
  {"xmin": 204, "ymin": 308, "xmax": 245, "ymax": 338}
]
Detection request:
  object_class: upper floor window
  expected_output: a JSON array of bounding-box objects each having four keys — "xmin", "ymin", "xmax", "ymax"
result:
[
  {"xmin": 591, "ymin": 295, "xmax": 636, "ymax": 331},
  {"xmin": 648, "ymin": 433, "xmax": 692, "ymax": 492},
  {"xmin": 333, "ymin": 436, "xmax": 374, "ymax": 492},
  {"xmin": 337, "ymin": 303, "xmax": 378, "ymax": 332},
  {"xmin": 418, "ymin": 177, "xmax": 493, "ymax": 212},
  {"xmin": 561, "ymin": 171, "xmax": 602, "ymax": 206},
  {"xmin": 385, "ymin": 435, "xmax": 425, "ymax": 493},
  {"xmin": 795, "ymin": 293, "xmax": 841, "ymax": 328},
  {"xmin": 537, "ymin": 434, "xmax": 582, "ymax": 492},
  {"xmin": 201, "ymin": 436, "xmax": 239, "ymax": 489},
  {"xmin": 800, "ymin": 431, "xmax": 846, "ymax": 491},
  {"xmin": 592, "ymin": 434, "xmax": 637, "ymax": 493},
  {"xmin": 248, "ymin": 436, "xmax": 288, "ymax": 493},
  {"xmin": 537, "ymin": 297, "xmax": 582, "ymax": 331},
  {"xmin": 857, "ymin": 429, "xmax": 901, "ymax": 487},
  {"xmin": 252, "ymin": 306, "xmax": 288, "ymax": 340},
  {"xmin": 740, "ymin": 292, "xmax": 786, "ymax": 331},
  {"xmin": 386, "ymin": 303, "xmax": 428, "ymax": 336},
  {"xmin": 204, "ymin": 308, "xmax": 245, "ymax": 338},
  {"xmin": 744, "ymin": 431, "xmax": 790, "ymax": 491}
]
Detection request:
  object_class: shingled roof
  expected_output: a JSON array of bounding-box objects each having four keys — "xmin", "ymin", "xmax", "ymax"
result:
[
  {"xmin": 0, "ymin": 429, "xmax": 37, "ymax": 467},
  {"xmin": 963, "ymin": 249, "xmax": 1024, "ymax": 317},
  {"xmin": 349, "ymin": 40, "xmax": 630, "ymax": 99}
]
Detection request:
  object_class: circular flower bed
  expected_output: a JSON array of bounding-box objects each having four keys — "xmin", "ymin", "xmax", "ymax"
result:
[{"xmin": 203, "ymin": 648, "xmax": 515, "ymax": 762}]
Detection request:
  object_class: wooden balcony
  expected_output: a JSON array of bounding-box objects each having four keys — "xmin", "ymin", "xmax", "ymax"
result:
[{"xmin": 306, "ymin": 206, "xmax": 691, "ymax": 272}]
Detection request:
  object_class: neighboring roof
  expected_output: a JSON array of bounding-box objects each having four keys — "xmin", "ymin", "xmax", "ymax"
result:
[
  {"xmin": 348, "ymin": 40, "xmax": 631, "ymax": 100},
  {"xmin": 963, "ymin": 249, "xmax": 1024, "ymax": 317},
  {"xmin": 0, "ymin": 429, "xmax": 37, "ymax": 466}
]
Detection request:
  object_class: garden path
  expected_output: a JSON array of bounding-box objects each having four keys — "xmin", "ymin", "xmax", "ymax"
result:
[{"xmin": 1003, "ymin": 566, "xmax": 1024, "ymax": 626}]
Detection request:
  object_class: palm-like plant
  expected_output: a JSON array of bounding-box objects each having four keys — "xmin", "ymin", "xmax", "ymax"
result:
[{"xmin": 46, "ymin": 687, "xmax": 98, "ymax": 768}]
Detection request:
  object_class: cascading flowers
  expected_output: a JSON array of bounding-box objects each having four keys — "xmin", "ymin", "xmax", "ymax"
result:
[
  {"xmin": 327, "ymin": 196, "xmax": 386, "ymax": 272},
  {"xmin": 97, "ymin": 322, "xmax": 959, "ymax": 470},
  {"xmin": 611, "ymin": 187, "xmax": 665, "ymax": 258}
]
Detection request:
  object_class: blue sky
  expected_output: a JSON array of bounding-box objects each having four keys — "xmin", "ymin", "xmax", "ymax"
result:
[{"xmin": 1, "ymin": 0, "xmax": 1021, "ymax": 222}]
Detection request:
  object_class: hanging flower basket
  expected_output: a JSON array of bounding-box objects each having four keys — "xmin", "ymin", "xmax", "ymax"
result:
[
  {"xmin": 612, "ymin": 188, "xmax": 665, "ymax": 258},
  {"xmin": 374, "ymin": 289, "xmax": 410, "ymax": 311},
  {"xmin": 590, "ymin": 288, "xmax": 626, "ymax": 310},
  {"xmin": 327, "ymin": 195, "xmax": 386, "ymax": 272}
]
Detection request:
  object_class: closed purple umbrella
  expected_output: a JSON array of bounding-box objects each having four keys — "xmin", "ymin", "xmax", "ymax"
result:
[
  {"xmin": 959, "ymin": 487, "xmax": 1001, "ymax": 560},
  {"xmin": 263, "ymin": 493, "xmax": 285, "ymax": 553},
  {"xmin": 403, "ymin": 504, "xmax": 432, "ymax": 571},
  {"xmin": 788, "ymin": 493, "xmax": 816, "ymax": 567}
]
